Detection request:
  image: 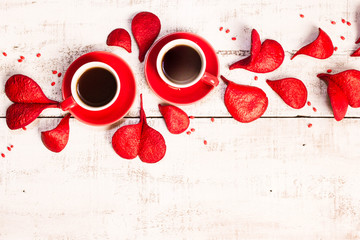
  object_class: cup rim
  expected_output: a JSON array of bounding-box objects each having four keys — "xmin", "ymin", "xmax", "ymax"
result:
[
  {"xmin": 70, "ymin": 61, "xmax": 120, "ymax": 111},
  {"xmin": 156, "ymin": 39, "xmax": 206, "ymax": 88}
]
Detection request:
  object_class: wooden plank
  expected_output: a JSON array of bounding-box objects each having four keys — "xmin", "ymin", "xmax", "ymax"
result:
[
  {"xmin": 1, "ymin": 118, "xmax": 360, "ymax": 239},
  {"xmin": 1, "ymin": 0, "xmax": 360, "ymax": 118}
]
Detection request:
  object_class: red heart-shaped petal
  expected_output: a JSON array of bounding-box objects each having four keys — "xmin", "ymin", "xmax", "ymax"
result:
[
  {"xmin": 6, "ymin": 103, "xmax": 58, "ymax": 130},
  {"xmin": 159, "ymin": 104, "xmax": 189, "ymax": 134},
  {"xmin": 291, "ymin": 28, "xmax": 334, "ymax": 60},
  {"xmin": 266, "ymin": 78, "xmax": 307, "ymax": 109},
  {"xmin": 5, "ymin": 74, "xmax": 58, "ymax": 104},
  {"xmin": 106, "ymin": 28, "xmax": 132, "ymax": 53},
  {"xmin": 112, "ymin": 94, "xmax": 166, "ymax": 163},
  {"xmin": 41, "ymin": 114, "xmax": 71, "ymax": 153},
  {"xmin": 229, "ymin": 29, "xmax": 284, "ymax": 73},
  {"xmin": 131, "ymin": 12, "xmax": 161, "ymax": 62},
  {"xmin": 221, "ymin": 75, "xmax": 268, "ymax": 123}
]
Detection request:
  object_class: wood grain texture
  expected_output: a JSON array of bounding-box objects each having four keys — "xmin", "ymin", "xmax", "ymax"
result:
[
  {"xmin": 0, "ymin": 0, "xmax": 360, "ymax": 117},
  {"xmin": 1, "ymin": 118, "xmax": 360, "ymax": 239},
  {"xmin": 2, "ymin": 0, "xmax": 360, "ymax": 239}
]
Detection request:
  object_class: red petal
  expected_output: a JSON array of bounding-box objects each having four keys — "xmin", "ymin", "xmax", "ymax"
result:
[
  {"xmin": 266, "ymin": 78, "xmax": 307, "ymax": 109},
  {"xmin": 351, "ymin": 46, "xmax": 360, "ymax": 57},
  {"xmin": 159, "ymin": 104, "xmax": 189, "ymax": 134},
  {"xmin": 131, "ymin": 12, "xmax": 161, "ymax": 62},
  {"xmin": 106, "ymin": 28, "xmax": 132, "ymax": 53},
  {"xmin": 327, "ymin": 81, "xmax": 348, "ymax": 121},
  {"xmin": 221, "ymin": 75, "xmax": 268, "ymax": 123},
  {"xmin": 112, "ymin": 122, "xmax": 142, "ymax": 159},
  {"xmin": 41, "ymin": 114, "xmax": 71, "ymax": 153},
  {"xmin": 230, "ymin": 29, "xmax": 284, "ymax": 73},
  {"xmin": 6, "ymin": 103, "xmax": 58, "ymax": 130},
  {"xmin": 291, "ymin": 28, "xmax": 334, "ymax": 60},
  {"xmin": 5, "ymin": 74, "xmax": 58, "ymax": 104}
]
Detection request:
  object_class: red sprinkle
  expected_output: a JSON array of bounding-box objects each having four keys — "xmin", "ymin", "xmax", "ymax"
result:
[
  {"xmin": 347, "ymin": 21, "xmax": 351, "ymax": 26},
  {"xmin": 58, "ymin": 72, "xmax": 62, "ymax": 77},
  {"xmin": 225, "ymin": 29, "xmax": 230, "ymax": 33},
  {"xmin": 52, "ymin": 70, "xmax": 57, "ymax": 74},
  {"xmin": 51, "ymin": 82, "xmax": 55, "ymax": 86},
  {"xmin": 254, "ymin": 76, "xmax": 258, "ymax": 81},
  {"xmin": 342, "ymin": 19, "xmax": 346, "ymax": 23},
  {"xmin": 186, "ymin": 131, "xmax": 191, "ymax": 135},
  {"xmin": 20, "ymin": 56, "xmax": 25, "ymax": 60},
  {"xmin": 191, "ymin": 128, "xmax": 195, "ymax": 132},
  {"xmin": 219, "ymin": 27, "xmax": 223, "ymax": 31},
  {"xmin": 340, "ymin": 36, "xmax": 345, "ymax": 40},
  {"xmin": 313, "ymin": 107, "xmax": 317, "ymax": 112},
  {"xmin": 231, "ymin": 37, "xmax": 237, "ymax": 41},
  {"xmin": 203, "ymin": 140, "xmax": 208, "ymax": 145},
  {"xmin": 1, "ymin": 153, "xmax": 5, "ymax": 158},
  {"xmin": 211, "ymin": 118, "xmax": 215, "ymax": 122},
  {"xmin": 36, "ymin": 53, "xmax": 41, "ymax": 57},
  {"xmin": 7, "ymin": 147, "xmax": 11, "ymax": 151},
  {"xmin": 307, "ymin": 123, "xmax": 312, "ymax": 128},
  {"xmin": 10, "ymin": 145, "xmax": 14, "ymax": 148},
  {"xmin": 334, "ymin": 46, "xmax": 338, "ymax": 51},
  {"xmin": 307, "ymin": 101, "xmax": 311, "ymax": 106},
  {"xmin": 22, "ymin": 127, "xmax": 27, "ymax": 130},
  {"xmin": 190, "ymin": 116, "xmax": 195, "ymax": 119},
  {"xmin": 2, "ymin": 52, "xmax": 7, "ymax": 56},
  {"xmin": 327, "ymin": 69, "xmax": 332, "ymax": 73},
  {"xmin": 18, "ymin": 59, "xmax": 22, "ymax": 62},
  {"xmin": 331, "ymin": 21, "xmax": 336, "ymax": 25},
  {"xmin": 299, "ymin": 14, "xmax": 304, "ymax": 18}
]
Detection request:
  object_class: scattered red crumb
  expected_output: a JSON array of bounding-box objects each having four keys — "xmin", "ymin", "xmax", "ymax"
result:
[
  {"xmin": 51, "ymin": 82, "xmax": 55, "ymax": 86},
  {"xmin": 342, "ymin": 19, "xmax": 346, "ymax": 23},
  {"xmin": 20, "ymin": 56, "xmax": 25, "ymax": 60},
  {"xmin": 190, "ymin": 116, "xmax": 195, "ymax": 119},
  {"xmin": 225, "ymin": 29, "xmax": 230, "ymax": 33},
  {"xmin": 219, "ymin": 27, "xmax": 223, "ymax": 31},
  {"xmin": 307, "ymin": 123, "xmax": 312, "ymax": 128},
  {"xmin": 191, "ymin": 128, "xmax": 195, "ymax": 132},
  {"xmin": 211, "ymin": 118, "xmax": 215, "ymax": 122},
  {"xmin": 327, "ymin": 69, "xmax": 332, "ymax": 73},
  {"xmin": 347, "ymin": 21, "xmax": 351, "ymax": 26},
  {"xmin": 313, "ymin": 107, "xmax": 317, "ymax": 112},
  {"xmin": 254, "ymin": 76, "xmax": 258, "ymax": 81},
  {"xmin": 300, "ymin": 14, "xmax": 304, "ymax": 18},
  {"xmin": 52, "ymin": 70, "xmax": 57, "ymax": 74},
  {"xmin": 22, "ymin": 127, "xmax": 27, "ymax": 130},
  {"xmin": 334, "ymin": 46, "xmax": 338, "ymax": 51},
  {"xmin": 231, "ymin": 37, "xmax": 236, "ymax": 41},
  {"xmin": 1, "ymin": 153, "xmax": 5, "ymax": 158},
  {"xmin": 58, "ymin": 72, "xmax": 62, "ymax": 77},
  {"xmin": 186, "ymin": 131, "xmax": 191, "ymax": 135},
  {"xmin": 36, "ymin": 53, "xmax": 41, "ymax": 57},
  {"xmin": 307, "ymin": 101, "xmax": 311, "ymax": 106},
  {"xmin": 7, "ymin": 147, "xmax": 11, "ymax": 151},
  {"xmin": 2, "ymin": 52, "xmax": 7, "ymax": 56},
  {"xmin": 10, "ymin": 145, "xmax": 14, "ymax": 148},
  {"xmin": 340, "ymin": 36, "xmax": 345, "ymax": 40},
  {"xmin": 17, "ymin": 59, "xmax": 22, "ymax": 62},
  {"xmin": 203, "ymin": 140, "xmax": 208, "ymax": 145},
  {"xmin": 331, "ymin": 21, "xmax": 336, "ymax": 25}
]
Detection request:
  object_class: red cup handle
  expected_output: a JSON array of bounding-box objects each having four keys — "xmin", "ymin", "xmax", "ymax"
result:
[
  {"xmin": 60, "ymin": 96, "xmax": 76, "ymax": 111},
  {"xmin": 200, "ymin": 72, "xmax": 219, "ymax": 87}
]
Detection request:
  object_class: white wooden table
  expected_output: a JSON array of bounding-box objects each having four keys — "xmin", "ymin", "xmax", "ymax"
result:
[{"xmin": 1, "ymin": 0, "xmax": 360, "ymax": 239}]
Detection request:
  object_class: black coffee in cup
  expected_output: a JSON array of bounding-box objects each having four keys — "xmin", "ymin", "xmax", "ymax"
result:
[
  {"xmin": 161, "ymin": 45, "xmax": 202, "ymax": 84},
  {"xmin": 77, "ymin": 67, "xmax": 117, "ymax": 107}
]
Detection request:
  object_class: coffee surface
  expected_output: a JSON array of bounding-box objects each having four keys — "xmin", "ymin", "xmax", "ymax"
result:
[
  {"xmin": 162, "ymin": 45, "xmax": 202, "ymax": 83},
  {"xmin": 77, "ymin": 67, "xmax": 117, "ymax": 107}
]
